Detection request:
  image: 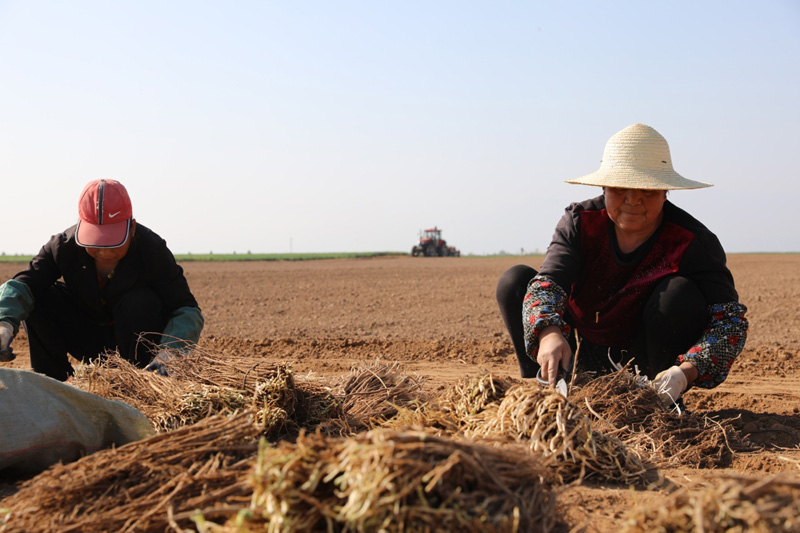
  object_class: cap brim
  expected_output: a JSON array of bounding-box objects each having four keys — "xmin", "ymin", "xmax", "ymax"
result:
[{"xmin": 76, "ymin": 219, "xmax": 131, "ymax": 248}]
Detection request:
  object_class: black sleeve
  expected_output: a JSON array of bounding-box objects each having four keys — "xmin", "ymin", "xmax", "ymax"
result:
[
  {"xmin": 537, "ymin": 198, "xmax": 598, "ymax": 293},
  {"xmin": 137, "ymin": 230, "xmax": 199, "ymax": 313},
  {"xmin": 679, "ymin": 231, "xmax": 739, "ymax": 305},
  {"xmin": 12, "ymin": 232, "xmax": 69, "ymax": 296},
  {"xmin": 664, "ymin": 202, "xmax": 739, "ymax": 304}
]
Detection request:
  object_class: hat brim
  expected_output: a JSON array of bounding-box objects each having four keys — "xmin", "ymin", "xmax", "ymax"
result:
[
  {"xmin": 76, "ymin": 219, "xmax": 131, "ymax": 248},
  {"xmin": 565, "ymin": 169, "xmax": 712, "ymax": 190}
]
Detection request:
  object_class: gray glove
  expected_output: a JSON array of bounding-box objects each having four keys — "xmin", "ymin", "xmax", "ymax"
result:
[
  {"xmin": 0, "ymin": 321, "xmax": 15, "ymax": 362},
  {"xmin": 144, "ymin": 349, "xmax": 172, "ymax": 377}
]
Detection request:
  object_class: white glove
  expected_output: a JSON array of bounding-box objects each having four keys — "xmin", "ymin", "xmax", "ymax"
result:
[
  {"xmin": 0, "ymin": 321, "xmax": 13, "ymax": 348},
  {"xmin": 144, "ymin": 349, "xmax": 173, "ymax": 377},
  {"xmin": 652, "ymin": 366, "xmax": 688, "ymax": 406}
]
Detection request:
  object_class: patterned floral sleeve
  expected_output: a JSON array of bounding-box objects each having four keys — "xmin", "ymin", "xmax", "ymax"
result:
[
  {"xmin": 678, "ymin": 302, "xmax": 748, "ymax": 389},
  {"xmin": 522, "ymin": 275, "xmax": 572, "ymax": 359}
]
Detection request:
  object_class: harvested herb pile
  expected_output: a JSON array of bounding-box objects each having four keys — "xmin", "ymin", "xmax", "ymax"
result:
[
  {"xmin": 437, "ymin": 373, "xmax": 518, "ymax": 419},
  {"xmin": 622, "ymin": 473, "xmax": 800, "ymax": 532},
  {"xmin": 1, "ymin": 357, "xmax": 435, "ymax": 532},
  {"xmin": 570, "ymin": 369, "xmax": 751, "ymax": 468},
  {"xmin": 474, "ymin": 384, "xmax": 647, "ymax": 484},
  {"xmin": 72, "ymin": 350, "xmax": 289, "ymax": 431},
  {"xmin": 1, "ymin": 413, "xmax": 258, "ymax": 533},
  {"xmin": 0, "ymin": 356, "xmax": 768, "ymax": 532},
  {"xmin": 319, "ymin": 360, "xmax": 425, "ymax": 435},
  {"xmin": 383, "ymin": 376, "xmax": 646, "ymax": 485},
  {"xmin": 229, "ymin": 428, "xmax": 556, "ymax": 533}
]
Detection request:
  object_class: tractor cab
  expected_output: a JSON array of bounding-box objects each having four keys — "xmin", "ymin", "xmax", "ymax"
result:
[{"xmin": 419, "ymin": 227, "xmax": 443, "ymax": 245}]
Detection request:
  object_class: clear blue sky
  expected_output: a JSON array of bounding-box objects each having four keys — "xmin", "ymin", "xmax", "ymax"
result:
[{"xmin": 1, "ymin": 1, "xmax": 798, "ymax": 255}]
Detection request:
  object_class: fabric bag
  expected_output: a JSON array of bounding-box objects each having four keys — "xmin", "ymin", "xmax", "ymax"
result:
[{"xmin": 0, "ymin": 368, "xmax": 154, "ymax": 474}]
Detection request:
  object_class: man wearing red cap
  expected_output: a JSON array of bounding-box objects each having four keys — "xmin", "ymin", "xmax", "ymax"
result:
[{"xmin": 0, "ymin": 179, "xmax": 204, "ymax": 380}]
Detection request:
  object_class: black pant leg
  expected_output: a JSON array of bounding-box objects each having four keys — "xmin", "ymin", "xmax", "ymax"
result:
[
  {"xmin": 630, "ymin": 276, "xmax": 707, "ymax": 378},
  {"xmin": 112, "ymin": 287, "xmax": 165, "ymax": 368},
  {"xmin": 496, "ymin": 264, "xmax": 540, "ymax": 378},
  {"xmin": 24, "ymin": 283, "xmax": 115, "ymax": 381}
]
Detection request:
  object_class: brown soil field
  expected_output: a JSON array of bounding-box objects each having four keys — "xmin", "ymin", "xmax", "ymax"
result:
[{"xmin": 2, "ymin": 254, "xmax": 799, "ymax": 530}]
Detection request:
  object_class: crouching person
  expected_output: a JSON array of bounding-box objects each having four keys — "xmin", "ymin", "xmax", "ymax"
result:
[
  {"xmin": 0, "ymin": 179, "xmax": 203, "ymax": 381},
  {"xmin": 496, "ymin": 124, "xmax": 748, "ymax": 409}
]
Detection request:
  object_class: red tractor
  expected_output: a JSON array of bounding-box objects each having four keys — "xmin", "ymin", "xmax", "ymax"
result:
[{"xmin": 411, "ymin": 227, "xmax": 460, "ymax": 257}]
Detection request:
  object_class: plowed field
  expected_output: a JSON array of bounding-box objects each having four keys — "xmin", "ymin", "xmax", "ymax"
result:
[{"xmin": 2, "ymin": 254, "xmax": 799, "ymax": 529}]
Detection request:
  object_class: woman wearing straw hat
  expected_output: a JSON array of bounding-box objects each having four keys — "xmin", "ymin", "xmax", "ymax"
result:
[{"xmin": 496, "ymin": 123, "xmax": 748, "ymax": 408}]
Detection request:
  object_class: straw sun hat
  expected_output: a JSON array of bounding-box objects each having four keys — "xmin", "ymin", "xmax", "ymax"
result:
[{"xmin": 566, "ymin": 123, "xmax": 712, "ymax": 190}]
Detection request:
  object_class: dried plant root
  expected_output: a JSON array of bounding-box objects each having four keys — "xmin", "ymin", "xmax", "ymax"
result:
[
  {"xmin": 474, "ymin": 384, "xmax": 646, "ymax": 484},
  {"xmin": 321, "ymin": 360, "xmax": 425, "ymax": 434},
  {"xmin": 437, "ymin": 373, "xmax": 518, "ymax": 418},
  {"xmin": 2, "ymin": 413, "xmax": 259, "ymax": 533},
  {"xmin": 571, "ymin": 369, "xmax": 750, "ymax": 468},
  {"xmin": 232, "ymin": 428, "xmax": 556, "ymax": 533},
  {"xmin": 72, "ymin": 352, "xmax": 187, "ymax": 429},
  {"xmin": 623, "ymin": 473, "xmax": 800, "ymax": 532}
]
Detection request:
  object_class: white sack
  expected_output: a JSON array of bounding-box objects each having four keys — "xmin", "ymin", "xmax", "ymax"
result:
[{"xmin": 0, "ymin": 368, "xmax": 154, "ymax": 474}]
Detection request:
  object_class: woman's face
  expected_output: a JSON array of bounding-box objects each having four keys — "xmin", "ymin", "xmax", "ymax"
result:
[{"xmin": 603, "ymin": 187, "xmax": 667, "ymax": 236}]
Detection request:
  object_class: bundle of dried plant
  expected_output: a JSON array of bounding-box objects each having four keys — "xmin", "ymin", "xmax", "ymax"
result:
[
  {"xmin": 72, "ymin": 352, "xmax": 187, "ymax": 428},
  {"xmin": 231, "ymin": 428, "xmax": 555, "ymax": 533},
  {"xmin": 568, "ymin": 368, "xmax": 661, "ymax": 430},
  {"xmin": 252, "ymin": 364, "xmax": 340, "ymax": 440},
  {"xmin": 622, "ymin": 473, "xmax": 800, "ymax": 532},
  {"xmin": 166, "ymin": 384, "xmax": 251, "ymax": 430},
  {"xmin": 475, "ymin": 384, "xmax": 647, "ymax": 484},
  {"xmin": 325, "ymin": 360, "xmax": 426, "ymax": 433},
  {"xmin": 625, "ymin": 410, "xmax": 747, "ymax": 469},
  {"xmin": 144, "ymin": 339, "xmax": 282, "ymax": 394},
  {"xmin": 571, "ymin": 369, "xmax": 749, "ymax": 468},
  {"xmin": 437, "ymin": 373, "xmax": 517, "ymax": 419},
  {"xmin": 378, "ymin": 401, "xmax": 461, "ymax": 435},
  {"xmin": 2, "ymin": 412, "xmax": 259, "ymax": 533},
  {"xmin": 253, "ymin": 363, "xmax": 299, "ymax": 427},
  {"xmin": 73, "ymin": 352, "xmax": 339, "ymax": 437}
]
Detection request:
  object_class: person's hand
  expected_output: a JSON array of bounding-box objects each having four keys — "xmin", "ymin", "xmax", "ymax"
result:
[
  {"xmin": 0, "ymin": 321, "xmax": 15, "ymax": 362},
  {"xmin": 652, "ymin": 366, "xmax": 688, "ymax": 406},
  {"xmin": 537, "ymin": 326, "xmax": 572, "ymax": 386},
  {"xmin": 0, "ymin": 321, "xmax": 13, "ymax": 349},
  {"xmin": 144, "ymin": 349, "xmax": 173, "ymax": 377}
]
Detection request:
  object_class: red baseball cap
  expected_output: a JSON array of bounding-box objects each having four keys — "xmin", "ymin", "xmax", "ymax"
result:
[{"xmin": 75, "ymin": 179, "xmax": 133, "ymax": 248}]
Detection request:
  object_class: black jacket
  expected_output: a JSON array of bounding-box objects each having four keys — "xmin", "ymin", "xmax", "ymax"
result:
[{"xmin": 14, "ymin": 223, "xmax": 199, "ymax": 325}]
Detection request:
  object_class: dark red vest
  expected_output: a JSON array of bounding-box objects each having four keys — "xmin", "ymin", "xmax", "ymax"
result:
[{"xmin": 566, "ymin": 209, "xmax": 695, "ymax": 347}]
